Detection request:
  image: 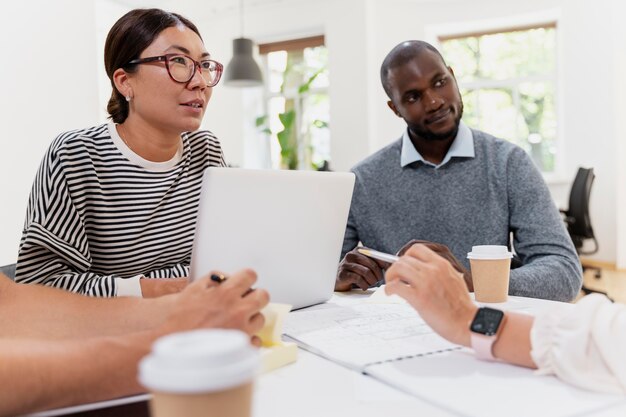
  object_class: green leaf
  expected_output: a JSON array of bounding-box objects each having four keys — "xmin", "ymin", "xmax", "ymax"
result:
[
  {"xmin": 278, "ymin": 110, "xmax": 296, "ymax": 129},
  {"xmin": 277, "ymin": 125, "xmax": 295, "ymax": 154},
  {"xmin": 277, "ymin": 129, "xmax": 290, "ymax": 150},
  {"xmin": 255, "ymin": 115, "xmax": 268, "ymax": 127},
  {"xmin": 312, "ymin": 119, "xmax": 329, "ymax": 129},
  {"xmin": 298, "ymin": 67, "xmax": 325, "ymax": 94}
]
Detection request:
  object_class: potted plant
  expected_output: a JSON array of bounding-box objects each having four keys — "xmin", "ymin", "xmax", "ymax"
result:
[{"xmin": 256, "ymin": 58, "xmax": 328, "ymax": 170}]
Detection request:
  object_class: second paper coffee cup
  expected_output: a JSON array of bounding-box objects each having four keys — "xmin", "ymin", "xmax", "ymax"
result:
[
  {"xmin": 139, "ymin": 329, "xmax": 259, "ymax": 417},
  {"xmin": 467, "ymin": 245, "xmax": 513, "ymax": 303}
]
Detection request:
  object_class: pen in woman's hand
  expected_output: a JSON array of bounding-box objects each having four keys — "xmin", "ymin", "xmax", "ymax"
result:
[
  {"xmin": 210, "ymin": 273, "xmax": 255, "ymax": 296},
  {"xmin": 210, "ymin": 273, "xmax": 227, "ymax": 284}
]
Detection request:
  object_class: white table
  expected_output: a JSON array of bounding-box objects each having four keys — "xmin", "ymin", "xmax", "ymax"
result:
[
  {"xmin": 255, "ymin": 349, "xmax": 455, "ymax": 417},
  {"xmin": 26, "ymin": 292, "xmax": 626, "ymax": 417},
  {"xmin": 25, "ymin": 348, "xmax": 454, "ymax": 417}
]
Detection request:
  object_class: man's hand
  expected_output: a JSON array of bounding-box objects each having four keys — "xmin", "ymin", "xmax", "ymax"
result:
[
  {"xmin": 385, "ymin": 244, "xmax": 477, "ymax": 347},
  {"xmin": 335, "ymin": 247, "xmax": 391, "ymax": 291},
  {"xmin": 397, "ymin": 239, "xmax": 473, "ymax": 291},
  {"xmin": 140, "ymin": 277, "xmax": 189, "ymax": 298},
  {"xmin": 159, "ymin": 269, "xmax": 270, "ymax": 345}
]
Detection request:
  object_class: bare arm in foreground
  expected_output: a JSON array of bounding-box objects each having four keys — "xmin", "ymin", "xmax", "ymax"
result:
[
  {"xmin": 0, "ymin": 274, "xmax": 176, "ymax": 339},
  {"xmin": 0, "ymin": 270, "xmax": 269, "ymax": 416}
]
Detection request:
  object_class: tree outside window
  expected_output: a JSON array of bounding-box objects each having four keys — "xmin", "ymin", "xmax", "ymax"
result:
[
  {"xmin": 258, "ymin": 37, "xmax": 330, "ymax": 170},
  {"xmin": 440, "ymin": 25, "xmax": 558, "ymax": 172}
]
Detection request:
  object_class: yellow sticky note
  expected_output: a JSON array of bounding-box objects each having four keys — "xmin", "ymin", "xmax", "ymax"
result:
[
  {"xmin": 260, "ymin": 342, "xmax": 298, "ymax": 373},
  {"xmin": 256, "ymin": 303, "xmax": 297, "ymax": 373},
  {"xmin": 257, "ymin": 303, "xmax": 292, "ymax": 347}
]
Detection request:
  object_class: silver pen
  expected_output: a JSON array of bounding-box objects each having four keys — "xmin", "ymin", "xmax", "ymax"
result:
[{"xmin": 356, "ymin": 247, "xmax": 400, "ymax": 263}]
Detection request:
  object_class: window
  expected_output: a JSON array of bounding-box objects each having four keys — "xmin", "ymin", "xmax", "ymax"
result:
[
  {"xmin": 259, "ymin": 36, "xmax": 329, "ymax": 170},
  {"xmin": 439, "ymin": 25, "xmax": 558, "ymax": 172}
]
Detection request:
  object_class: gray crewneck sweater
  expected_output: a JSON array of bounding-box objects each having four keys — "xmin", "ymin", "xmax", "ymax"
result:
[{"xmin": 342, "ymin": 128, "xmax": 582, "ymax": 302}]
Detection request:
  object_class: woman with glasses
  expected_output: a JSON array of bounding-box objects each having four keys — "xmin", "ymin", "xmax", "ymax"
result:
[{"xmin": 16, "ymin": 9, "xmax": 227, "ymax": 297}]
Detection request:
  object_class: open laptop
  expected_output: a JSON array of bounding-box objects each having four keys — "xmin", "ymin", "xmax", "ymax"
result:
[{"xmin": 189, "ymin": 168, "xmax": 355, "ymax": 309}]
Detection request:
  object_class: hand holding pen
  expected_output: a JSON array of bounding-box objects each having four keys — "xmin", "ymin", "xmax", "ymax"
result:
[
  {"xmin": 335, "ymin": 240, "xmax": 471, "ymax": 292},
  {"xmin": 210, "ymin": 273, "xmax": 256, "ymax": 296},
  {"xmin": 335, "ymin": 246, "xmax": 396, "ymax": 292},
  {"xmin": 396, "ymin": 240, "xmax": 473, "ymax": 291},
  {"xmin": 356, "ymin": 248, "xmax": 399, "ymax": 263},
  {"xmin": 162, "ymin": 269, "xmax": 270, "ymax": 346}
]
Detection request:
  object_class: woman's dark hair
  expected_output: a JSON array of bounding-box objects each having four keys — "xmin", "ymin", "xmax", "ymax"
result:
[{"xmin": 104, "ymin": 8, "xmax": 202, "ymax": 123}]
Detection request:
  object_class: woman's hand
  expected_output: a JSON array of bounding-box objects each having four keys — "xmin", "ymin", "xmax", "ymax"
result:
[
  {"xmin": 159, "ymin": 269, "xmax": 270, "ymax": 344},
  {"xmin": 385, "ymin": 243, "xmax": 477, "ymax": 347},
  {"xmin": 396, "ymin": 239, "xmax": 473, "ymax": 291}
]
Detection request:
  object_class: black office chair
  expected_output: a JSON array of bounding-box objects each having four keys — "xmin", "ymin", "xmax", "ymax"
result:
[
  {"xmin": 0, "ymin": 263, "xmax": 16, "ymax": 280},
  {"xmin": 560, "ymin": 167, "xmax": 603, "ymax": 296}
]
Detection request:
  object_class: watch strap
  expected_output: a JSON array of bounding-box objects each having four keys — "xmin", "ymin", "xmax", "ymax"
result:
[
  {"xmin": 470, "ymin": 332, "xmax": 497, "ymax": 361},
  {"xmin": 470, "ymin": 312, "xmax": 507, "ymax": 361}
]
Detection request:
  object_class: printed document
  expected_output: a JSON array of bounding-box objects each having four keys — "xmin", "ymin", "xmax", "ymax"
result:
[{"xmin": 283, "ymin": 302, "xmax": 458, "ymax": 371}]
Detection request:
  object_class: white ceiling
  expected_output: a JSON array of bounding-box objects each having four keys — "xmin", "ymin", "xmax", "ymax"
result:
[
  {"xmin": 109, "ymin": 0, "xmax": 450, "ymax": 21},
  {"xmin": 109, "ymin": 0, "xmax": 309, "ymax": 19}
]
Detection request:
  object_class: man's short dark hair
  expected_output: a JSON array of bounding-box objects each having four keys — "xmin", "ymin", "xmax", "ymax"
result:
[{"xmin": 380, "ymin": 40, "xmax": 447, "ymax": 98}]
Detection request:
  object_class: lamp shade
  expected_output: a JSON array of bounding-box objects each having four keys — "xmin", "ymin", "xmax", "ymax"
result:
[{"xmin": 224, "ymin": 38, "xmax": 263, "ymax": 87}]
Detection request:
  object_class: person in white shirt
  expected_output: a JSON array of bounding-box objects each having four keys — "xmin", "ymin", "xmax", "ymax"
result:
[
  {"xmin": 0, "ymin": 269, "xmax": 268, "ymax": 416},
  {"xmin": 385, "ymin": 243, "xmax": 626, "ymax": 394}
]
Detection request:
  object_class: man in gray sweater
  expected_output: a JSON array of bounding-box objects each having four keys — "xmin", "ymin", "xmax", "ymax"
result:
[{"xmin": 335, "ymin": 40, "xmax": 582, "ymax": 302}]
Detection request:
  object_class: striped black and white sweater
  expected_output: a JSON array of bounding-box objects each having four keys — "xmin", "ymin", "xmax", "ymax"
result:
[{"xmin": 16, "ymin": 123, "xmax": 226, "ymax": 297}]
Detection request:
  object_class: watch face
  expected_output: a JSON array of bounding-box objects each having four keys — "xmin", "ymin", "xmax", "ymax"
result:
[{"xmin": 470, "ymin": 307, "xmax": 505, "ymax": 336}]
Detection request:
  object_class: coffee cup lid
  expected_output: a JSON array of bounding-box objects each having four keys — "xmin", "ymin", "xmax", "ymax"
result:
[
  {"xmin": 467, "ymin": 245, "xmax": 513, "ymax": 260},
  {"xmin": 138, "ymin": 329, "xmax": 259, "ymax": 394}
]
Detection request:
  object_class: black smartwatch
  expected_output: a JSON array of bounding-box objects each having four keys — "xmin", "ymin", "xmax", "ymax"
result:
[{"xmin": 469, "ymin": 307, "xmax": 506, "ymax": 361}]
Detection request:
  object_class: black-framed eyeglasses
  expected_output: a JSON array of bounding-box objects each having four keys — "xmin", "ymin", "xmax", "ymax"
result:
[{"xmin": 125, "ymin": 53, "xmax": 223, "ymax": 87}]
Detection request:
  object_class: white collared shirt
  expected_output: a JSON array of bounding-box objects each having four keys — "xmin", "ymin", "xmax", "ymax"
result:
[{"xmin": 400, "ymin": 121, "xmax": 475, "ymax": 168}]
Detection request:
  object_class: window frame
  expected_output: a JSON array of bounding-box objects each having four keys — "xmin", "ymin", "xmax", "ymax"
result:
[{"xmin": 259, "ymin": 36, "xmax": 330, "ymax": 170}]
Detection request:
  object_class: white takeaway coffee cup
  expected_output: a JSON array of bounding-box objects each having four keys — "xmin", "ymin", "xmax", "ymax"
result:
[{"xmin": 139, "ymin": 329, "xmax": 259, "ymax": 417}]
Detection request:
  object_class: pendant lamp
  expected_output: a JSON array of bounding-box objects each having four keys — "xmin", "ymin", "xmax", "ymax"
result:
[{"xmin": 224, "ymin": 0, "xmax": 263, "ymax": 87}]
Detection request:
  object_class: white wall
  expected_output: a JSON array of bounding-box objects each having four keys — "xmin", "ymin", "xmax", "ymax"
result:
[
  {"xmin": 1, "ymin": 0, "xmax": 624, "ymax": 267},
  {"xmin": 0, "ymin": 0, "xmax": 100, "ymax": 265},
  {"xmin": 610, "ymin": 0, "xmax": 626, "ymax": 269}
]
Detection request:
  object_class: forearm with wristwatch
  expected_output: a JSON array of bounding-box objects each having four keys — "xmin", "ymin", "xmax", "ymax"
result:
[
  {"xmin": 468, "ymin": 306, "xmax": 537, "ymax": 368},
  {"xmin": 469, "ymin": 307, "xmax": 506, "ymax": 360}
]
